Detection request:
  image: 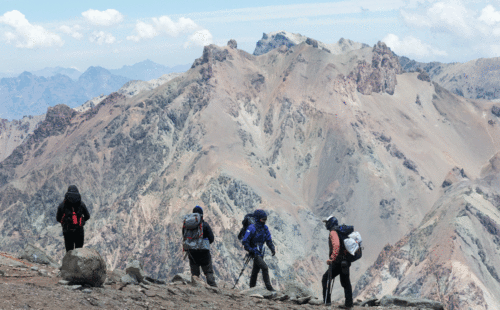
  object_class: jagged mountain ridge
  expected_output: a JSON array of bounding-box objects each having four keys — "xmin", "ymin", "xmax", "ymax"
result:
[
  {"xmin": 253, "ymin": 30, "xmax": 369, "ymax": 56},
  {"xmin": 399, "ymin": 56, "xmax": 500, "ymax": 101},
  {"xmin": 354, "ymin": 153, "xmax": 500, "ymax": 310},
  {"xmin": 0, "ymin": 38, "xmax": 498, "ymax": 305}
]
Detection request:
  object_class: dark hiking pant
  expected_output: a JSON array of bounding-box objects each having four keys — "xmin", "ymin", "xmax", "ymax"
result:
[
  {"xmin": 188, "ymin": 250, "xmax": 217, "ymax": 287},
  {"xmin": 249, "ymin": 255, "xmax": 273, "ymax": 290},
  {"xmin": 63, "ymin": 229, "xmax": 84, "ymax": 252},
  {"xmin": 322, "ymin": 261, "xmax": 353, "ymax": 306}
]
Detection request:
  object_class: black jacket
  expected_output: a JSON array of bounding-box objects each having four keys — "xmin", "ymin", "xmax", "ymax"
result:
[{"xmin": 56, "ymin": 185, "xmax": 90, "ymax": 233}]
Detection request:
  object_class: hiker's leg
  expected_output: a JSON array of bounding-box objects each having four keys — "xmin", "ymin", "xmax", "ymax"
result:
[
  {"xmin": 63, "ymin": 232, "xmax": 75, "ymax": 252},
  {"xmin": 249, "ymin": 258, "xmax": 260, "ymax": 288},
  {"xmin": 340, "ymin": 261, "xmax": 353, "ymax": 307},
  {"xmin": 255, "ymin": 256, "xmax": 273, "ymax": 290},
  {"xmin": 201, "ymin": 253, "xmax": 217, "ymax": 287},
  {"xmin": 74, "ymin": 229, "xmax": 84, "ymax": 249},
  {"xmin": 188, "ymin": 252, "xmax": 201, "ymax": 277}
]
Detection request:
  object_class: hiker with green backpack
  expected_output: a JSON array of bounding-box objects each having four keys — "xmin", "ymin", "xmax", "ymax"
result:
[
  {"xmin": 321, "ymin": 215, "xmax": 362, "ymax": 308},
  {"xmin": 182, "ymin": 206, "xmax": 217, "ymax": 287}
]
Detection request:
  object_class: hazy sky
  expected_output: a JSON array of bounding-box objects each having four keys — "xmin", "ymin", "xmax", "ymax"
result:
[{"xmin": 1, "ymin": 0, "xmax": 500, "ymax": 74}]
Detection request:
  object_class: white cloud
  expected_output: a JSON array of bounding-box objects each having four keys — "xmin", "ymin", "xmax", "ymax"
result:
[
  {"xmin": 89, "ymin": 31, "xmax": 116, "ymax": 45},
  {"xmin": 153, "ymin": 16, "xmax": 198, "ymax": 36},
  {"xmin": 82, "ymin": 9, "xmax": 124, "ymax": 26},
  {"xmin": 479, "ymin": 5, "xmax": 500, "ymax": 26},
  {"xmin": 401, "ymin": 1, "xmax": 473, "ymax": 37},
  {"xmin": 126, "ymin": 21, "xmax": 158, "ymax": 41},
  {"xmin": 183, "ymin": 29, "xmax": 213, "ymax": 48},
  {"xmin": 383, "ymin": 33, "xmax": 447, "ymax": 57},
  {"xmin": 60, "ymin": 25, "xmax": 83, "ymax": 39},
  {"xmin": 127, "ymin": 16, "xmax": 209, "ymax": 43},
  {"xmin": 0, "ymin": 10, "xmax": 63, "ymax": 48}
]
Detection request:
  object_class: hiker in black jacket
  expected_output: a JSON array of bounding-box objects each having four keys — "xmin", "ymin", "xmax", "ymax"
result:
[
  {"xmin": 182, "ymin": 206, "xmax": 217, "ymax": 287},
  {"xmin": 56, "ymin": 185, "xmax": 91, "ymax": 252}
]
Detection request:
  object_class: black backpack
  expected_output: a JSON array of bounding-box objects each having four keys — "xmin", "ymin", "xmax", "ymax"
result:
[
  {"xmin": 238, "ymin": 213, "xmax": 256, "ymax": 240},
  {"xmin": 334, "ymin": 225, "xmax": 362, "ymax": 263}
]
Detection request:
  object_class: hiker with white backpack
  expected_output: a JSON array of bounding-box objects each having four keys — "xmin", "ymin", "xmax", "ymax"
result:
[
  {"xmin": 182, "ymin": 206, "xmax": 217, "ymax": 287},
  {"xmin": 321, "ymin": 215, "xmax": 362, "ymax": 309}
]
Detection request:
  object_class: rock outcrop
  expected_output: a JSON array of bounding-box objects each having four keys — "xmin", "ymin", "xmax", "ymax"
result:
[
  {"xmin": 60, "ymin": 248, "xmax": 107, "ymax": 287},
  {"xmin": 18, "ymin": 243, "xmax": 59, "ymax": 268},
  {"xmin": 350, "ymin": 41, "xmax": 402, "ymax": 95}
]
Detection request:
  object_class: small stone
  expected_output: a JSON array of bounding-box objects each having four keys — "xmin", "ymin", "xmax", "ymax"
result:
[
  {"xmin": 139, "ymin": 283, "xmax": 150, "ymax": 290},
  {"xmin": 58, "ymin": 280, "xmax": 70, "ymax": 285},
  {"xmin": 308, "ymin": 298, "xmax": 324, "ymax": 305},
  {"xmin": 296, "ymin": 296, "xmax": 312, "ymax": 304},
  {"xmin": 0, "ymin": 270, "xmax": 5, "ymax": 276},
  {"xmin": 249, "ymin": 294, "xmax": 264, "ymax": 299},
  {"xmin": 31, "ymin": 266, "xmax": 39, "ymax": 271},
  {"xmin": 38, "ymin": 269, "xmax": 48, "ymax": 277},
  {"xmin": 69, "ymin": 285, "xmax": 82, "ymax": 290},
  {"xmin": 82, "ymin": 289, "xmax": 92, "ymax": 294},
  {"xmin": 144, "ymin": 290, "xmax": 157, "ymax": 298}
]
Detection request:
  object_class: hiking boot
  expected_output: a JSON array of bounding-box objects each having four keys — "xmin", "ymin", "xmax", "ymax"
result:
[
  {"xmin": 265, "ymin": 285, "xmax": 276, "ymax": 291},
  {"xmin": 339, "ymin": 301, "xmax": 353, "ymax": 309}
]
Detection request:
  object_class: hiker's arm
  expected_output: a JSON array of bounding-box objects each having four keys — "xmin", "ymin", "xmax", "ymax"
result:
[
  {"xmin": 330, "ymin": 231, "xmax": 340, "ymax": 261},
  {"xmin": 265, "ymin": 228, "xmax": 276, "ymax": 255},
  {"xmin": 241, "ymin": 227, "xmax": 255, "ymax": 253},
  {"xmin": 81, "ymin": 203, "xmax": 90, "ymax": 221},
  {"xmin": 56, "ymin": 203, "xmax": 63, "ymax": 223},
  {"xmin": 204, "ymin": 222, "xmax": 215, "ymax": 244}
]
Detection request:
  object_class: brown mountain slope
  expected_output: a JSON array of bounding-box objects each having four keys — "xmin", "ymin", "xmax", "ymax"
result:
[
  {"xmin": 354, "ymin": 153, "xmax": 500, "ymax": 310},
  {"xmin": 0, "ymin": 40, "xmax": 498, "ymax": 302}
]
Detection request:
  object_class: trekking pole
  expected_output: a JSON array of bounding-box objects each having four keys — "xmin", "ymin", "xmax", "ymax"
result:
[
  {"xmin": 324, "ymin": 264, "xmax": 333, "ymax": 304},
  {"xmin": 232, "ymin": 254, "xmax": 252, "ymax": 289}
]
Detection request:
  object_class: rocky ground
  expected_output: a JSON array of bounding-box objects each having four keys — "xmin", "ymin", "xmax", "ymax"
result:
[{"xmin": 0, "ymin": 251, "xmax": 441, "ymax": 310}]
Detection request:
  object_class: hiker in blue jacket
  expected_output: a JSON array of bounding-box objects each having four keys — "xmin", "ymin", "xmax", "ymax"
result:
[{"xmin": 242, "ymin": 209, "xmax": 276, "ymax": 291}]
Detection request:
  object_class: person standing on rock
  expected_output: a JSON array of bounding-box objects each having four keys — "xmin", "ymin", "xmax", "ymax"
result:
[
  {"xmin": 321, "ymin": 215, "xmax": 353, "ymax": 308},
  {"xmin": 182, "ymin": 206, "xmax": 217, "ymax": 287},
  {"xmin": 56, "ymin": 185, "xmax": 91, "ymax": 252},
  {"xmin": 242, "ymin": 209, "xmax": 276, "ymax": 291}
]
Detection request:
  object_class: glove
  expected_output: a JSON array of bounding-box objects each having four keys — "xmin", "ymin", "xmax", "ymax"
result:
[{"xmin": 271, "ymin": 249, "xmax": 276, "ymax": 256}]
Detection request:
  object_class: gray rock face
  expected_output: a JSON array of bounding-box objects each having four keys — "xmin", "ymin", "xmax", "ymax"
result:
[
  {"xmin": 60, "ymin": 248, "xmax": 107, "ymax": 287},
  {"xmin": 350, "ymin": 41, "xmax": 402, "ymax": 95},
  {"xmin": 125, "ymin": 259, "xmax": 145, "ymax": 283},
  {"xmin": 253, "ymin": 31, "xmax": 331, "ymax": 56},
  {"xmin": 19, "ymin": 243, "xmax": 58, "ymax": 268},
  {"xmin": 227, "ymin": 39, "xmax": 237, "ymax": 49},
  {"xmin": 492, "ymin": 105, "xmax": 500, "ymax": 117},
  {"xmin": 379, "ymin": 295, "xmax": 444, "ymax": 310}
]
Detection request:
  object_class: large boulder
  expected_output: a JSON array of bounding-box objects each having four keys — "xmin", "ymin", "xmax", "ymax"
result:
[
  {"xmin": 125, "ymin": 259, "xmax": 145, "ymax": 283},
  {"xmin": 60, "ymin": 248, "xmax": 107, "ymax": 287},
  {"xmin": 19, "ymin": 243, "xmax": 59, "ymax": 268},
  {"xmin": 282, "ymin": 280, "xmax": 315, "ymax": 299}
]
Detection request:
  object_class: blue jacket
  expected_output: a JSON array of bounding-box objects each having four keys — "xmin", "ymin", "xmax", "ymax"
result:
[{"xmin": 242, "ymin": 222, "xmax": 275, "ymax": 257}]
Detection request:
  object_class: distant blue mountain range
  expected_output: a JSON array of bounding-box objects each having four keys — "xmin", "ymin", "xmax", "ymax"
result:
[{"xmin": 0, "ymin": 60, "xmax": 190, "ymax": 120}]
